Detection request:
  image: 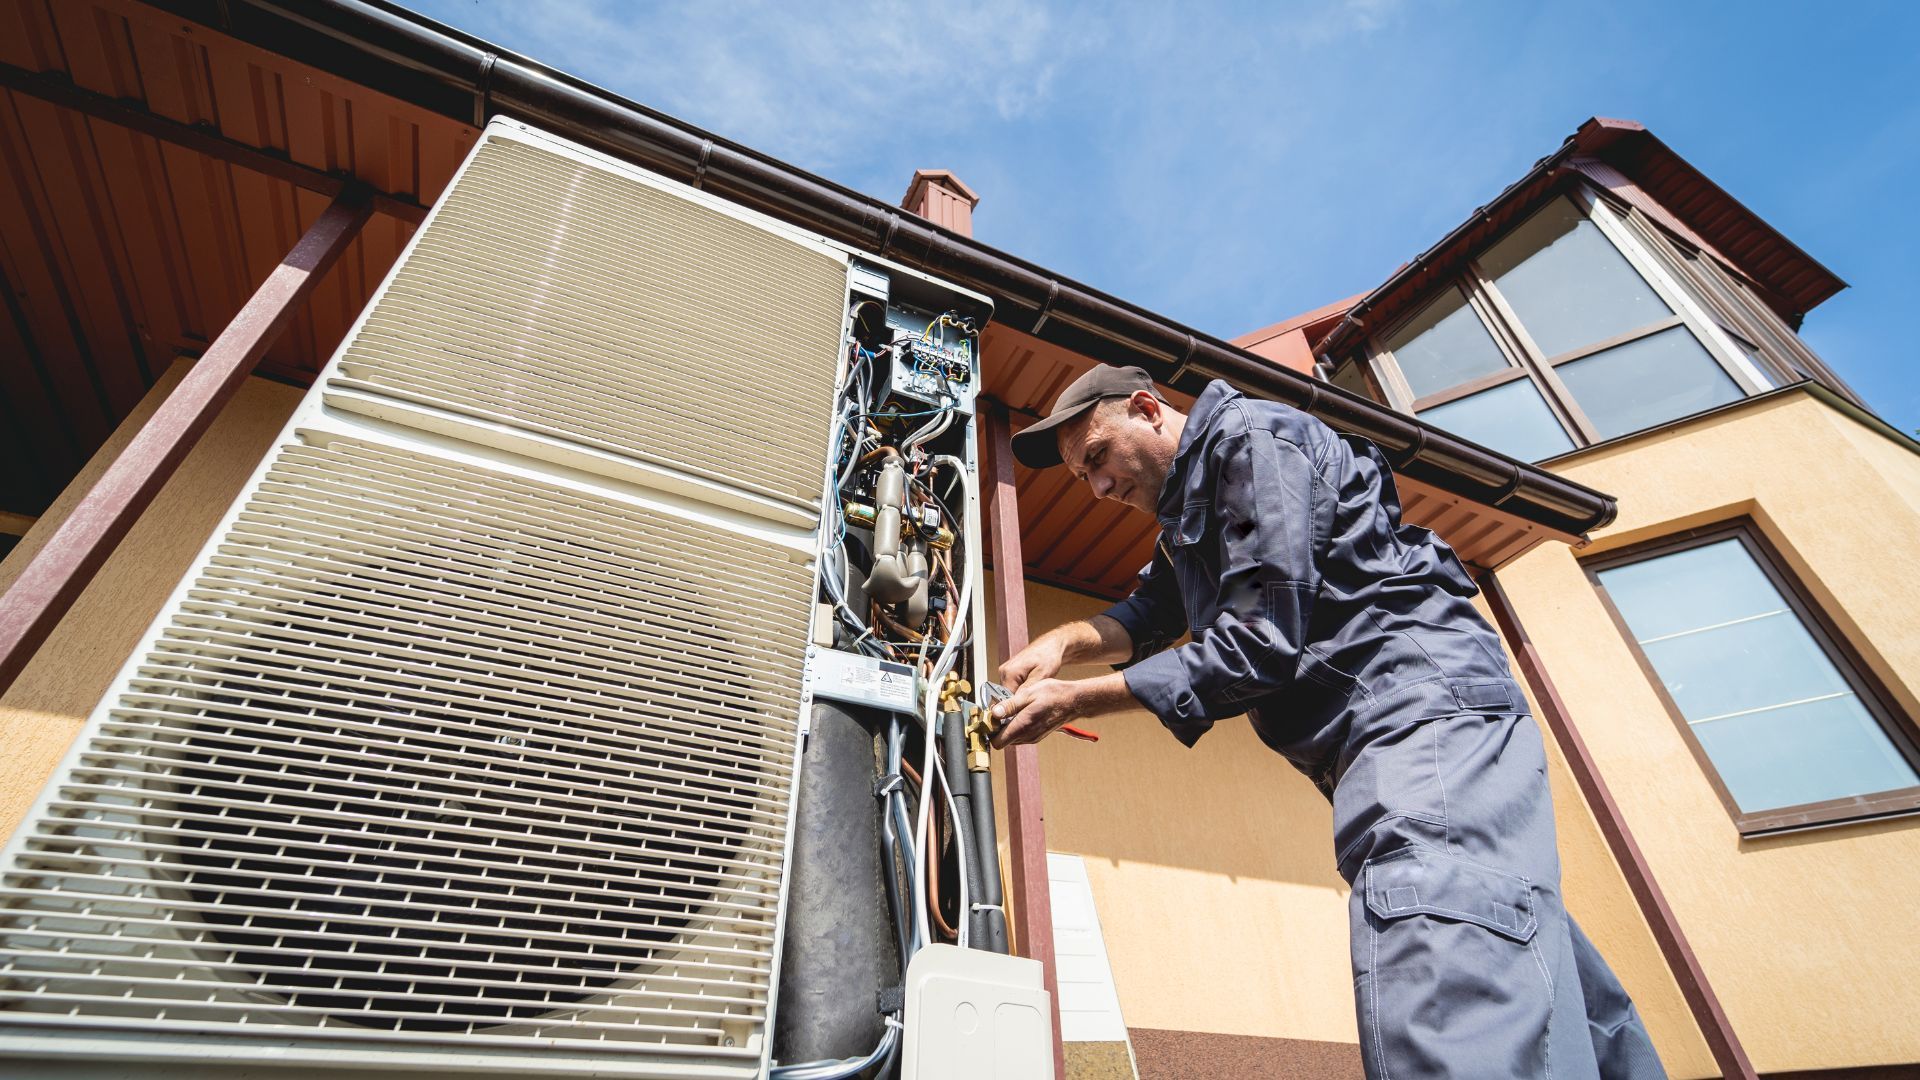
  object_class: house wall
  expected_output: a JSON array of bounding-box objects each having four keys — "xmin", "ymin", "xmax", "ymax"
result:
[
  {"xmin": 987, "ymin": 574, "xmax": 1715, "ymax": 1077},
  {"xmin": 13, "ymin": 369, "xmax": 1909, "ymax": 1075},
  {"xmin": 0, "ymin": 360, "xmax": 302, "ymax": 842},
  {"xmin": 1499, "ymin": 388, "xmax": 1920, "ymax": 1074}
]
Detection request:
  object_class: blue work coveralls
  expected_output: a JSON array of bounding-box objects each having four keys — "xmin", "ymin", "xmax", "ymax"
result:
[{"xmin": 1102, "ymin": 380, "xmax": 1665, "ymax": 1079}]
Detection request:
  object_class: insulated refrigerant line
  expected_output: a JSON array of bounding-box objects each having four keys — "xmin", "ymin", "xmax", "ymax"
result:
[
  {"xmin": 968, "ymin": 747, "xmax": 1010, "ymax": 954},
  {"xmin": 930, "ymin": 743, "xmax": 971, "ymax": 950},
  {"xmin": 910, "ymin": 455, "xmax": 973, "ymax": 952},
  {"xmin": 939, "ymin": 703, "xmax": 985, "ymax": 948}
]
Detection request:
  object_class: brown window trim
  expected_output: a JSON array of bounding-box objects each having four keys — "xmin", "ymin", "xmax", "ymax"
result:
[
  {"xmin": 1409, "ymin": 365, "xmax": 1529, "ymax": 411},
  {"xmin": 1583, "ymin": 519, "xmax": 1920, "ymax": 837},
  {"xmin": 1356, "ymin": 184, "xmax": 1804, "ymax": 457},
  {"xmin": 1538, "ymin": 313, "xmax": 1686, "ymax": 368},
  {"xmin": 1611, "ymin": 202, "xmax": 1874, "ymax": 409}
]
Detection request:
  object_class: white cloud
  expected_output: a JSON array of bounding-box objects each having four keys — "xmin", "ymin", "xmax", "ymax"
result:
[
  {"xmin": 1295, "ymin": 0, "xmax": 1405, "ymax": 42},
  {"xmin": 441, "ymin": 0, "xmax": 1091, "ymax": 171},
  {"xmin": 412, "ymin": 0, "xmax": 1432, "ymax": 331}
]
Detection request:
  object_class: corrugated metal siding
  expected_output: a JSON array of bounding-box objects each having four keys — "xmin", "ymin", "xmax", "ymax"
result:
[{"xmin": 0, "ymin": 0, "xmax": 474, "ymax": 517}]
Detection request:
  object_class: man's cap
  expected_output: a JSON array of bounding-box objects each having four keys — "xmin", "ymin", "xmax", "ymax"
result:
[{"xmin": 1011, "ymin": 364, "xmax": 1162, "ymax": 469}]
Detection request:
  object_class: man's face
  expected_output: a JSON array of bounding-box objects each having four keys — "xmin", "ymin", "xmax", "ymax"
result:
[{"xmin": 1059, "ymin": 392, "xmax": 1177, "ymax": 515}]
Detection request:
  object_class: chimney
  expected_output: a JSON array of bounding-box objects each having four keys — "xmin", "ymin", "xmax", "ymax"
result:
[{"xmin": 901, "ymin": 170, "xmax": 980, "ymax": 238}]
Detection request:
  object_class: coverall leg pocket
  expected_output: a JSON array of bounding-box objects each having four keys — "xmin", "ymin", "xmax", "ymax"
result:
[{"xmin": 1352, "ymin": 847, "xmax": 1555, "ymax": 1080}]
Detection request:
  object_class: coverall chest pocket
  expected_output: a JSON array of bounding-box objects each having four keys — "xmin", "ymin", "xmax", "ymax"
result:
[{"xmin": 1167, "ymin": 501, "xmax": 1215, "ymax": 624}]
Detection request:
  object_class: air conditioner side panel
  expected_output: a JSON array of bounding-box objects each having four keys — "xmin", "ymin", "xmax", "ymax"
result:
[{"xmin": 0, "ymin": 118, "xmax": 858, "ymax": 1079}]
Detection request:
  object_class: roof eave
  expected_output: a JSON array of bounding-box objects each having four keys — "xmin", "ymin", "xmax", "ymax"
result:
[{"xmin": 151, "ymin": 0, "xmax": 1616, "ymax": 539}]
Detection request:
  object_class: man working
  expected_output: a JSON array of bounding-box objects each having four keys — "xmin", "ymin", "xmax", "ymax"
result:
[{"xmin": 989, "ymin": 364, "xmax": 1665, "ymax": 1079}]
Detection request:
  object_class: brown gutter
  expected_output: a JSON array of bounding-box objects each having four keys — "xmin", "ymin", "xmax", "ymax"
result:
[
  {"xmin": 144, "ymin": 0, "xmax": 1617, "ymax": 540},
  {"xmin": 1479, "ymin": 571, "xmax": 1757, "ymax": 1080}
]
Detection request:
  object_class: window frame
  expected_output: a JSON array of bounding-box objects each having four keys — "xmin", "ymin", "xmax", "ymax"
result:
[
  {"xmin": 1362, "ymin": 183, "xmax": 1778, "ymax": 459},
  {"xmin": 1612, "ymin": 204, "xmax": 1873, "ymax": 411},
  {"xmin": 1583, "ymin": 520, "xmax": 1920, "ymax": 837}
]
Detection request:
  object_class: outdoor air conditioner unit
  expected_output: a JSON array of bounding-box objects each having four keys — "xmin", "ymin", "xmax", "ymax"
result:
[{"xmin": 0, "ymin": 118, "xmax": 996, "ymax": 1078}]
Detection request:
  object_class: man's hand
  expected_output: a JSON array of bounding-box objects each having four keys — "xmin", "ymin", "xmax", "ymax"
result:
[
  {"xmin": 989, "ymin": 678, "xmax": 1081, "ymax": 748},
  {"xmin": 998, "ymin": 636, "xmax": 1067, "ymax": 693},
  {"xmin": 997, "ymin": 614, "xmax": 1135, "ymax": 692},
  {"xmin": 989, "ymin": 672, "xmax": 1137, "ymax": 749}
]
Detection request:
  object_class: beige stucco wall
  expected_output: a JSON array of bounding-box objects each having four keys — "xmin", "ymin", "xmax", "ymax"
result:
[
  {"xmin": 1499, "ymin": 389, "xmax": 1920, "ymax": 1073},
  {"xmin": 0, "ymin": 361, "xmax": 302, "ymax": 842},
  {"xmin": 986, "ymin": 574, "xmax": 1714, "ymax": 1076},
  {"xmin": 8, "ymin": 371, "xmax": 1909, "ymax": 1073}
]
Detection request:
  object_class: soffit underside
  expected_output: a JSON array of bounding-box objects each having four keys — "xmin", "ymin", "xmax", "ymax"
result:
[{"xmin": 981, "ymin": 325, "xmax": 1554, "ymax": 600}]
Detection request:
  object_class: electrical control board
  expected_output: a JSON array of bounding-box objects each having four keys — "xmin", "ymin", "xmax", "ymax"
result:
[
  {"xmin": 848, "ymin": 261, "xmax": 981, "ymax": 416},
  {"xmin": 883, "ymin": 303, "xmax": 977, "ymax": 414}
]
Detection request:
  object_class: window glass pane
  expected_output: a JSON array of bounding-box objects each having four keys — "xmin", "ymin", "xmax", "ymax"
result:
[
  {"xmin": 1417, "ymin": 378, "xmax": 1574, "ymax": 462},
  {"xmin": 1595, "ymin": 539, "xmax": 1776, "ymax": 640},
  {"xmin": 1382, "ymin": 287, "xmax": 1509, "ymax": 399},
  {"xmin": 1481, "ymin": 197, "xmax": 1672, "ymax": 358},
  {"xmin": 1597, "ymin": 538, "xmax": 1919, "ymax": 812},
  {"xmin": 1695, "ymin": 697, "xmax": 1919, "ymax": 811},
  {"xmin": 1642, "ymin": 608, "xmax": 1852, "ymax": 721},
  {"xmin": 1555, "ymin": 325, "xmax": 1740, "ymax": 440}
]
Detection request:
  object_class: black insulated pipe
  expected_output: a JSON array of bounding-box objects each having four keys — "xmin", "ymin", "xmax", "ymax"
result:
[
  {"xmin": 968, "ymin": 767, "xmax": 1010, "ymax": 955},
  {"xmin": 158, "ymin": 0, "xmax": 1617, "ymax": 537},
  {"xmin": 938, "ymin": 711, "xmax": 985, "ymax": 947},
  {"xmin": 775, "ymin": 700, "xmax": 898, "ymax": 1064}
]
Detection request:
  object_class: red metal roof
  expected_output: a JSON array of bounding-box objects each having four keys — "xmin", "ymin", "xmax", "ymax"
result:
[
  {"xmin": 1232, "ymin": 292, "xmax": 1367, "ymax": 375},
  {"xmin": 0, "ymin": 0, "xmax": 1596, "ymax": 595},
  {"xmin": 0, "ymin": 0, "xmax": 472, "ymax": 516}
]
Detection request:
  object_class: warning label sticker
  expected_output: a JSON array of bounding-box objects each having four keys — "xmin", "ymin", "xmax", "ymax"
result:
[{"xmin": 807, "ymin": 650, "xmax": 920, "ymax": 712}]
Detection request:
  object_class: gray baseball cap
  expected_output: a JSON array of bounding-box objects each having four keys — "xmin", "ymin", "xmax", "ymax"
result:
[{"xmin": 1011, "ymin": 365, "xmax": 1162, "ymax": 469}]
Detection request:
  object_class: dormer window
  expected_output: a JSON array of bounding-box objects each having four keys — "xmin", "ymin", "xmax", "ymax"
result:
[{"xmin": 1360, "ymin": 188, "xmax": 1782, "ymax": 462}]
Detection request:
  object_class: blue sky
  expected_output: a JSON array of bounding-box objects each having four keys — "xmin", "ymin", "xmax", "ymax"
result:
[{"xmin": 406, "ymin": 0, "xmax": 1919, "ymax": 433}]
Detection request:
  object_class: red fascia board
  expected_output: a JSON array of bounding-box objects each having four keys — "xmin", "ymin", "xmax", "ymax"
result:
[
  {"xmin": 1574, "ymin": 118, "xmax": 1845, "ymax": 318},
  {"xmin": 1232, "ymin": 291, "xmax": 1369, "ymax": 350}
]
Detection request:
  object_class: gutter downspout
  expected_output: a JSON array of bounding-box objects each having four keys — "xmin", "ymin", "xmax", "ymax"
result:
[{"xmin": 153, "ymin": 0, "xmax": 1617, "ymax": 540}]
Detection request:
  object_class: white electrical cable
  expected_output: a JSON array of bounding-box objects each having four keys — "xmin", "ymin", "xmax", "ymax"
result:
[
  {"xmin": 901, "ymin": 394, "xmax": 955, "ymax": 453},
  {"xmin": 769, "ymin": 1021, "xmax": 901, "ymax": 1080},
  {"xmin": 931, "ymin": 745, "xmax": 970, "ymax": 950},
  {"xmin": 910, "ymin": 454, "xmax": 973, "ymax": 951}
]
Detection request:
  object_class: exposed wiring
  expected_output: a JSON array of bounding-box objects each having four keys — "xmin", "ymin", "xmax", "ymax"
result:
[
  {"xmin": 909, "ymin": 454, "xmax": 974, "ymax": 953},
  {"xmin": 786, "ymin": 310, "xmax": 986, "ymax": 1078},
  {"xmin": 922, "ymin": 771, "xmax": 958, "ymax": 943},
  {"xmin": 887, "ymin": 715, "xmax": 925, "ymax": 959}
]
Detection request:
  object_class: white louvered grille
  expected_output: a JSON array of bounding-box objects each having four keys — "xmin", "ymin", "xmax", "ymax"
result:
[
  {"xmin": 328, "ymin": 136, "xmax": 847, "ymax": 509},
  {"xmin": 0, "ymin": 435, "xmax": 812, "ymax": 1056}
]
